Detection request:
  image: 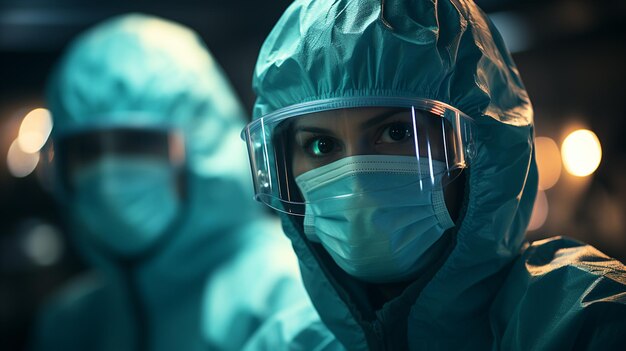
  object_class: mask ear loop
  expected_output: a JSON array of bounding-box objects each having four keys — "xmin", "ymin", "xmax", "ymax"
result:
[{"xmin": 380, "ymin": 0, "xmax": 395, "ymax": 30}]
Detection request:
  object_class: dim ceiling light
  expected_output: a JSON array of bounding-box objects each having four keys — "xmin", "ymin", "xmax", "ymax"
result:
[
  {"xmin": 18, "ymin": 108, "xmax": 53, "ymax": 154},
  {"xmin": 561, "ymin": 129, "xmax": 602, "ymax": 177},
  {"xmin": 22, "ymin": 223, "xmax": 64, "ymax": 267},
  {"xmin": 489, "ymin": 12, "xmax": 532, "ymax": 54}
]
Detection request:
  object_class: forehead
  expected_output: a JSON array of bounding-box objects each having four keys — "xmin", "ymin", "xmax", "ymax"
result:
[
  {"xmin": 290, "ymin": 106, "xmax": 444, "ymax": 133},
  {"xmin": 292, "ymin": 107, "xmax": 403, "ymax": 128}
]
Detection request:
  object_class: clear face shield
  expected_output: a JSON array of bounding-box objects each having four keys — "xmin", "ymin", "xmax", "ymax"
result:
[
  {"xmin": 242, "ymin": 98, "xmax": 474, "ymax": 216},
  {"xmin": 48, "ymin": 127, "xmax": 186, "ymax": 195},
  {"xmin": 43, "ymin": 126, "xmax": 188, "ymax": 256}
]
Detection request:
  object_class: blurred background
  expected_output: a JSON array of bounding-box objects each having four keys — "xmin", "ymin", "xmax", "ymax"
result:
[{"xmin": 0, "ymin": 0, "xmax": 625, "ymax": 349}]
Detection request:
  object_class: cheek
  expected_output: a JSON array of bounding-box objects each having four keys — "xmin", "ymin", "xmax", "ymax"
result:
[
  {"xmin": 291, "ymin": 150, "xmax": 308, "ymax": 178},
  {"xmin": 375, "ymin": 142, "xmax": 418, "ymax": 157}
]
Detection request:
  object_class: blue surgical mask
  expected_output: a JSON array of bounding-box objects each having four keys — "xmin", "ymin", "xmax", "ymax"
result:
[
  {"xmin": 295, "ymin": 155, "xmax": 455, "ymax": 283},
  {"xmin": 71, "ymin": 157, "xmax": 182, "ymax": 256}
]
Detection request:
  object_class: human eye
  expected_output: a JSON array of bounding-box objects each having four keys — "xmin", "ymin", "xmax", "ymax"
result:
[
  {"xmin": 302, "ymin": 135, "xmax": 340, "ymax": 157},
  {"xmin": 378, "ymin": 122, "xmax": 413, "ymax": 144}
]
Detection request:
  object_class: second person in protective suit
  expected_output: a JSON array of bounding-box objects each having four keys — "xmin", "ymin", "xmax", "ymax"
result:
[
  {"xmin": 31, "ymin": 13, "xmax": 308, "ymax": 351},
  {"xmin": 241, "ymin": 0, "xmax": 626, "ymax": 349}
]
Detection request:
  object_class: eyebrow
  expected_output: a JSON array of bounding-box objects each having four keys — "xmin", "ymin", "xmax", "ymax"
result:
[
  {"xmin": 293, "ymin": 108, "xmax": 407, "ymax": 135},
  {"xmin": 293, "ymin": 126, "xmax": 334, "ymax": 134},
  {"xmin": 358, "ymin": 108, "xmax": 407, "ymax": 130}
]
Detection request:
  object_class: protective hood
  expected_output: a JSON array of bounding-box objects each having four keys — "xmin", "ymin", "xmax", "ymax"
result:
[
  {"xmin": 252, "ymin": 0, "xmax": 537, "ymax": 349},
  {"xmin": 47, "ymin": 12, "xmax": 258, "ymax": 285},
  {"xmin": 37, "ymin": 14, "xmax": 313, "ymax": 351}
]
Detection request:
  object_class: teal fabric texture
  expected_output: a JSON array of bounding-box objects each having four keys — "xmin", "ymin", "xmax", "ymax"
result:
[
  {"xmin": 32, "ymin": 13, "xmax": 307, "ymax": 351},
  {"xmin": 248, "ymin": 0, "xmax": 626, "ymax": 349}
]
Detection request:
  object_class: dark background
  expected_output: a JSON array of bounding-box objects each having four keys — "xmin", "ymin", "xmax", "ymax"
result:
[{"xmin": 1, "ymin": 0, "xmax": 625, "ymax": 349}]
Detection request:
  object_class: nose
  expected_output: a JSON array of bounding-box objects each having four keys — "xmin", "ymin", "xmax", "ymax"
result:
[{"xmin": 343, "ymin": 131, "xmax": 374, "ymax": 156}]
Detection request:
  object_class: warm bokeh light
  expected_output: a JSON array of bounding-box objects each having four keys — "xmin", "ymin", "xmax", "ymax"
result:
[
  {"xmin": 17, "ymin": 108, "xmax": 53, "ymax": 154},
  {"xmin": 561, "ymin": 129, "xmax": 602, "ymax": 177},
  {"xmin": 535, "ymin": 137, "xmax": 562, "ymax": 190},
  {"xmin": 528, "ymin": 190, "xmax": 549, "ymax": 231},
  {"xmin": 7, "ymin": 138, "xmax": 40, "ymax": 178}
]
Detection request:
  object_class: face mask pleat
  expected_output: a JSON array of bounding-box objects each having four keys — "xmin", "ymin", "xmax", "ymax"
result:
[{"xmin": 297, "ymin": 155, "xmax": 455, "ymax": 283}]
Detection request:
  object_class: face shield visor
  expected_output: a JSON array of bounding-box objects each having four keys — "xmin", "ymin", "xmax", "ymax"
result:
[
  {"xmin": 42, "ymin": 126, "xmax": 189, "ymax": 256},
  {"xmin": 242, "ymin": 97, "xmax": 474, "ymax": 216},
  {"xmin": 47, "ymin": 127, "xmax": 186, "ymax": 196}
]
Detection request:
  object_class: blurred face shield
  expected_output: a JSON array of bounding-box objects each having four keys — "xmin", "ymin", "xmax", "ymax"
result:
[
  {"xmin": 49, "ymin": 127, "xmax": 187, "ymax": 256},
  {"xmin": 242, "ymin": 97, "xmax": 475, "ymax": 282}
]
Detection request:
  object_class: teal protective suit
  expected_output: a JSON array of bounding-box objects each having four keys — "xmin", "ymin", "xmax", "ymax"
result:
[
  {"xmin": 245, "ymin": 0, "xmax": 626, "ymax": 349},
  {"xmin": 32, "ymin": 14, "xmax": 307, "ymax": 351}
]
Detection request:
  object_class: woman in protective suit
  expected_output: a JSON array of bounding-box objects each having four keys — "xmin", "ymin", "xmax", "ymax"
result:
[
  {"xmin": 241, "ymin": 0, "xmax": 626, "ymax": 349},
  {"xmin": 31, "ymin": 13, "xmax": 308, "ymax": 351}
]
